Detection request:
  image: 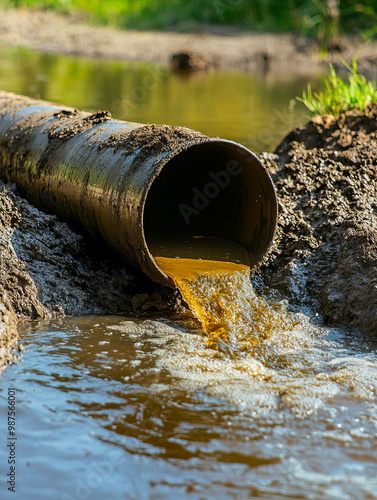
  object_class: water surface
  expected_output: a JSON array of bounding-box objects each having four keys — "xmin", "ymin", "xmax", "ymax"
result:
[
  {"xmin": 1, "ymin": 316, "xmax": 377, "ymax": 500},
  {"xmin": 0, "ymin": 46, "xmax": 324, "ymax": 151}
]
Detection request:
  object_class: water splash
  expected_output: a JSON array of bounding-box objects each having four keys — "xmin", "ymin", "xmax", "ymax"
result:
[{"xmin": 155, "ymin": 256, "xmax": 301, "ymax": 355}]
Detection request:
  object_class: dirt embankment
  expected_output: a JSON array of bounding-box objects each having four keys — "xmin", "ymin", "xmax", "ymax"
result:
[
  {"xmin": 1, "ymin": 7, "xmax": 377, "ymax": 75},
  {"xmin": 0, "ymin": 181, "xmax": 183, "ymax": 370},
  {"xmin": 257, "ymin": 106, "xmax": 377, "ymax": 336}
]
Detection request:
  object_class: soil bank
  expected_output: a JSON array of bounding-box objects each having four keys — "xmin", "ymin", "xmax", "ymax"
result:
[
  {"xmin": 1, "ymin": 103, "xmax": 377, "ymax": 369},
  {"xmin": 0, "ymin": 180, "xmax": 183, "ymax": 371},
  {"xmin": 1, "ymin": 7, "xmax": 377, "ymax": 75},
  {"xmin": 258, "ymin": 106, "xmax": 377, "ymax": 336}
]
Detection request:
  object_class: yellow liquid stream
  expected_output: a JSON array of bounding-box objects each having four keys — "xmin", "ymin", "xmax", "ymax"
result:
[{"xmin": 153, "ymin": 239, "xmax": 299, "ymax": 353}]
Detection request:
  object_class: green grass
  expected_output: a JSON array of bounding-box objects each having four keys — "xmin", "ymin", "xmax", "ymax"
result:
[
  {"xmin": 0, "ymin": 0, "xmax": 377, "ymax": 40},
  {"xmin": 297, "ymin": 59, "xmax": 377, "ymax": 117}
]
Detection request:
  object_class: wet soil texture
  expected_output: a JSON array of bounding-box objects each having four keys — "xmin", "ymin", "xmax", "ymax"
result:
[{"xmin": 258, "ymin": 105, "xmax": 377, "ymax": 336}]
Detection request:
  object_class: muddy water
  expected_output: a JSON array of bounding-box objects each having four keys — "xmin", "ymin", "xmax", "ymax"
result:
[
  {"xmin": 152, "ymin": 237, "xmax": 298, "ymax": 353},
  {"xmin": 0, "ymin": 46, "xmax": 325, "ymax": 152},
  {"xmin": 155, "ymin": 255, "xmax": 298, "ymax": 352},
  {"xmin": 2, "ymin": 242, "xmax": 377, "ymax": 499},
  {"xmin": 1, "ymin": 316, "xmax": 377, "ymax": 500}
]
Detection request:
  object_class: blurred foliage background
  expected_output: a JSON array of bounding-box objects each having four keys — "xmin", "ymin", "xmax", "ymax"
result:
[{"xmin": 0, "ymin": 0, "xmax": 376, "ymax": 42}]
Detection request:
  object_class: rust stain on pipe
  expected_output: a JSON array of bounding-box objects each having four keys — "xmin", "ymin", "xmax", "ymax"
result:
[{"xmin": 0, "ymin": 90, "xmax": 277, "ymax": 286}]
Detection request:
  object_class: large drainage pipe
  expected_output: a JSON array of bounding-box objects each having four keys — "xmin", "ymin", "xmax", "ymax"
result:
[{"xmin": 0, "ymin": 90, "xmax": 277, "ymax": 287}]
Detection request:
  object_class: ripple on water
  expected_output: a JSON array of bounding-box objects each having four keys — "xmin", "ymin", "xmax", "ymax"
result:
[{"xmin": 0, "ymin": 315, "xmax": 377, "ymax": 500}]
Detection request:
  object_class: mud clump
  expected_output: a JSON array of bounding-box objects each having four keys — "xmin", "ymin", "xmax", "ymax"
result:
[
  {"xmin": 49, "ymin": 109, "xmax": 112, "ymax": 139},
  {"xmin": 106, "ymin": 123, "xmax": 207, "ymax": 159},
  {"xmin": 0, "ymin": 186, "xmax": 49, "ymax": 320},
  {"xmin": 258, "ymin": 105, "xmax": 377, "ymax": 336}
]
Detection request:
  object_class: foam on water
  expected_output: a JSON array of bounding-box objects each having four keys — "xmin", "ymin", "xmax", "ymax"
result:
[
  {"xmin": 148, "ymin": 240, "xmax": 377, "ymax": 417},
  {"xmin": 2, "ymin": 315, "xmax": 377, "ymax": 500},
  {"xmin": 111, "ymin": 317, "xmax": 377, "ymax": 420}
]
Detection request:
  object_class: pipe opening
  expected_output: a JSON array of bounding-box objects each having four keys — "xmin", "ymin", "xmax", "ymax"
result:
[{"xmin": 144, "ymin": 141, "xmax": 277, "ymax": 268}]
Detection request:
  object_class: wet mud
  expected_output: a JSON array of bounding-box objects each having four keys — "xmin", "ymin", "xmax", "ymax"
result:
[
  {"xmin": 258, "ymin": 105, "xmax": 377, "ymax": 336},
  {"xmin": 0, "ymin": 181, "xmax": 182, "ymax": 369},
  {"xmin": 1, "ymin": 104, "xmax": 377, "ymax": 367}
]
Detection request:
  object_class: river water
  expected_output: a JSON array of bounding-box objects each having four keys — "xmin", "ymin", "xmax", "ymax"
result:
[
  {"xmin": 2, "ymin": 316, "xmax": 377, "ymax": 500},
  {"xmin": 0, "ymin": 46, "xmax": 322, "ymax": 151},
  {"xmin": 1, "ymin": 47, "xmax": 377, "ymax": 500}
]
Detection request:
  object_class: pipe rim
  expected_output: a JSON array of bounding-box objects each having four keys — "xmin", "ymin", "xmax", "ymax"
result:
[{"xmin": 139, "ymin": 138, "xmax": 278, "ymax": 287}]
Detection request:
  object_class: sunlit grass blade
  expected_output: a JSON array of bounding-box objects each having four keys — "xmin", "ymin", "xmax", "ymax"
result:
[{"xmin": 297, "ymin": 58, "xmax": 377, "ymax": 117}]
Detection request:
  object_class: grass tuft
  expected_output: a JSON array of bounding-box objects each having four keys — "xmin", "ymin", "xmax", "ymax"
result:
[{"xmin": 297, "ymin": 59, "xmax": 377, "ymax": 117}]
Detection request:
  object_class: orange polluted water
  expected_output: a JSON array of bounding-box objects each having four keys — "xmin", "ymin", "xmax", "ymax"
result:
[{"xmin": 153, "ymin": 239, "xmax": 299, "ymax": 353}]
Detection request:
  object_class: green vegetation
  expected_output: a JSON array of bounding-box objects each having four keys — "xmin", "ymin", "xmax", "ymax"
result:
[
  {"xmin": 1, "ymin": 0, "xmax": 377, "ymax": 43},
  {"xmin": 297, "ymin": 59, "xmax": 377, "ymax": 116}
]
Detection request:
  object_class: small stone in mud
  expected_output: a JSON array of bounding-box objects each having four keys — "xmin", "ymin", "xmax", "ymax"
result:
[{"xmin": 131, "ymin": 293, "xmax": 149, "ymax": 311}]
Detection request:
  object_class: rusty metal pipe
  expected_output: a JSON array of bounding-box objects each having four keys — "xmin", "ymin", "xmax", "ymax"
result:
[{"xmin": 0, "ymin": 90, "xmax": 277, "ymax": 286}]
